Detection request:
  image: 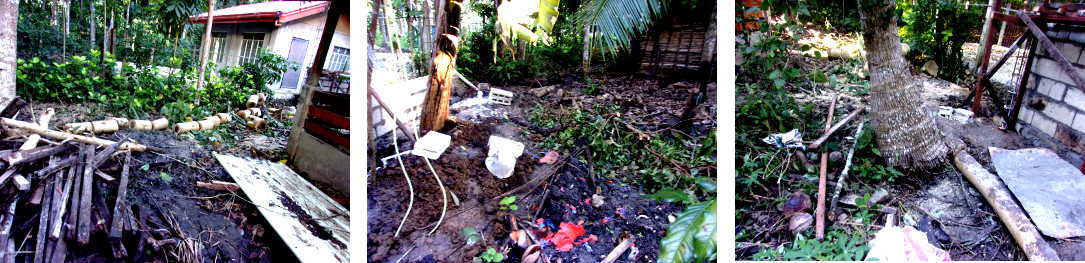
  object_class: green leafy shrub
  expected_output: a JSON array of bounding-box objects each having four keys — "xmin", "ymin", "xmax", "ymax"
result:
[
  {"xmin": 209, "ymin": 49, "xmax": 298, "ymax": 113},
  {"xmin": 499, "ymin": 196, "xmax": 518, "ymax": 211},
  {"xmin": 899, "ymin": 0, "xmax": 983, "ymax": 81},
  {"xmin": 659, "ymin": 199, "xmax": 717, "ymax": 263}
]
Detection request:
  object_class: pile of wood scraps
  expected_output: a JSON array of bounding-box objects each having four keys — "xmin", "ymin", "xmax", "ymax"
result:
[{"xmin": 0, "ymin": 100, "xmax": 163, "ymax": 262}]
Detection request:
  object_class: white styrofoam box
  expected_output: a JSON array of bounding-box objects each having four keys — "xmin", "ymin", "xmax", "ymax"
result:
[
  {"xmin": 486, "ymin": 136, "xmax": 525, "ymax": 179},
  {"xmin": 953, "ymin": 108, "xmax": 974, "ymax": 123},
  {"xmin": 938, "ymin": 106, "xmax": 953, "ymax": 118},
  {"xmin": 489, "ymin": 88, "xmax": 514, "ymax": 105},
  {"xmin": 412, "ymin": 131, "xmax": 452, "ymax": 160}
]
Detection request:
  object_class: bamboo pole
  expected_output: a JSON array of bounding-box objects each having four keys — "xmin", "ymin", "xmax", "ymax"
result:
[
  {"xmin": 816, "ymin": 95, "xmax": 838, "ymax": 241},
  {"xmin": 19, "ymin": 108, "xmax": 54, "ymax": 150},
  {"xmin": 953, "ymin": 146, "xmax": 1059, "ymax": 260},
  {"xmin": 1, "ymin": 118, "xmax": 149, "ymax": 152}
]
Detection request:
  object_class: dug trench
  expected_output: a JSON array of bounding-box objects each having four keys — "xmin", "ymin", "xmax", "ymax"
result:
[{"xmin": 368, "ymin": 120, "xmax": 682, "ymax": 262}]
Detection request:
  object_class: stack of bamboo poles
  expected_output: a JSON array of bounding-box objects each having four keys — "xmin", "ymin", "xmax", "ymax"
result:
[{"xmin": 237, "ymin": 93, "xmax": 267, "ymax": 130}]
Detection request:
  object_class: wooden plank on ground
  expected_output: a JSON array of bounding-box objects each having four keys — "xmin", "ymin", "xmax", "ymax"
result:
[
  {"xmin": 77, "ymin": 145, "xmax": 94, "ymax": 244},
  {"xmin": 212, "ymin": 152, "xmax": 349, "ymax": 263},
  {"xmin": 34, "ymin": 176, "xmax": 53, "ymax": 263}
]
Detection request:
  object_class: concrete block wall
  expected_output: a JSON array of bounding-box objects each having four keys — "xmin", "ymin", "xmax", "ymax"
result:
[
  {"xmin": 1016, "ymin": 29, "xmax": 1085, "ymax": 167},
  {"xmin": 369, "ymin": 76, "xmax": 429, "ymax": 139}
]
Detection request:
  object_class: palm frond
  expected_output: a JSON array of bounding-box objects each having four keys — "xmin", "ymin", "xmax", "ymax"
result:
[{"xmin": 574, "ymin": 0, "xmax": 668, "ymax": 57}]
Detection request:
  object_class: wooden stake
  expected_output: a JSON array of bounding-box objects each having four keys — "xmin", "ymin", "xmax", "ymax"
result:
[
  {"xmin": 0, "ymin": 200, "xmax": 18, "ymax": 262},
  {"xmin": 109, "ymin": 152, "xmax": 131, "ymax": 243},
  {"xmin": 49, "ymin": 160, "xmax": 75, "ymax": 240},
  {"xmin": 34, "ymin": 176, "xmax": 53, "ymax": 263},
  {"xmin": 601, "ymin": 234, "xmax": 636, "ymax": 263},
  {"xmin": 64, "ymin": 149, "xmax": 84, "ymax": 241},
  {"xmin": 816, "ymin": 95, "xmax": 838, "ymax": 241},
  {"xmin": 196, "ymin": 180, "xmax": 239, "ymax": 192}
]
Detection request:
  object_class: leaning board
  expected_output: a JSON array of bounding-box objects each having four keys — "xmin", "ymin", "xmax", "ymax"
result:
[
  {"xmin": 213, "ymin": 152, "xmax": 349, "ymax": 262},
  {"xmin": 990, "ymin": 147, "xmax": 1085, "ymax": 239}
]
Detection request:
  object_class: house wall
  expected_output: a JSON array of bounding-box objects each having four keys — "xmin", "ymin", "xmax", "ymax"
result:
[
  {"xmin": 209, "ymin": 12, "xmax": 350, "ymax": 94},
  {"xmin": 1017, "ymin": 29, "xmax": 1085, "ymax": 168}
]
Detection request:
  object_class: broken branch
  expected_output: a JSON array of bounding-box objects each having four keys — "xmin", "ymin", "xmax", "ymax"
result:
[{"xmin": 808, "ymin": 106, "xmax": 867, "ymax": 149}]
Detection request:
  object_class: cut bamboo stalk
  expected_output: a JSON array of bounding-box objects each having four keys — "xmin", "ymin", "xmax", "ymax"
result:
[
  {"xmin": 129, "ymin": 120, "xmax": 153, "ymax": 130},
  {"xmin": 173, "ymin": 121, "xmax": 200, "ymax": 134},
  {"xmin": 20, "ymin": 108, "xmax": 54, "ymax": 150},
  {"xmin": 87, "ymin": 120, "xmax": 120, "ymax": 134},
  {"xmin": 829, "ymin": 121, "xmax": 865, "ymax": 215},
  {"xmin": 246, "ymin": 116, "xmax": 267, "ymax": 130},
  {"xmin": 151, "ymin": 118, "xmax": 169, "ymax": 130},
  {"xmin": 1, "ymin": 118, "xmax": 150, "ymax": 152},
  {"xmin": 107, "ymin": 117, "xmax": 129, "ymax": 128},
  {"xmin": 816, "ymin": 95, "xmax": 838, "ymax": 241},
  {"xmin": 246, "ymin": 93, "xmax": 266, "ymax": 108},
  {"xmin": 197, "ymin": 119, "xmax": 217, "ymax": 130},
  {"xmin": 953, "ymin": 145, "xmax": 1059, "ymax": 260},
  {"xmin": 237, "ymin": 108, "xmax": 262, "ymax": 119},
  {"xmin": 204, "ymin": 116, "xmax": 223, "ymax": 125}
]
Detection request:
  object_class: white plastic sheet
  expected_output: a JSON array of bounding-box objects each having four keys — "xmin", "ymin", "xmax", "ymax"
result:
[
  {"xmin": 865, "ymin": 226, "xmax": 951, "ymax": 261},
  {"xmin": 761, "ymin": 129, "xmax": 805, "ymax": 150}
]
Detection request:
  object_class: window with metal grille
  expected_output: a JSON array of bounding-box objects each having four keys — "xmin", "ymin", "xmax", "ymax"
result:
[
  {"xmin": 210, "ymin": 32, "xmax": 227, "ymax": 65},
  {"xmin": 325, "ymin": 46, "xmax": 349, "ymax": 72},
  {"xmin": 239, "ymin": 32, "xmax": 265, "ymax": 65}
]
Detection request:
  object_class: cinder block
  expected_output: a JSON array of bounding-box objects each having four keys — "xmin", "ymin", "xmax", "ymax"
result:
[
  {"xmin": 1071, "ymin": 31, "xmax": 1085, "ymax": 44},
  {"xmin": 1066, "ymin": 87, "xmax": 1085, "ymax": 111},
  {"xmin": 1045, "ymin": 101, "xmax": 1076, "ymax": 125},
  {"xmin": 1059, "ymin": 42, "xmax": 1083, "ymax": 64},
  {"xmin": 1051, "ymin": 81, "xmax": 1068, "ymax": 100},
  {"xmin": 1021, "ymin": 106, "xmax": 1036, "ymax": 124},
  {"xmin": 1038, "ymin": 78, "xmax": 1053, "ymax": 97},
  {"xmin": 1055, "ymin": 124, "xmax": 1081, "ymax": 151},
  {"xmin": 1073, "ymin": 112, "xmax": 1085, "ymax": 134},
  {"xmin": 1034, "ymin": 113, "xmax": 1059, "ymax": 136}
]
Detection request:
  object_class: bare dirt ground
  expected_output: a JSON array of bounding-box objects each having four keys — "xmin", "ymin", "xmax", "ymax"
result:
[
  {"xmin": 736, "ymin": 28, "xmax": 1085, "ymax": 260},
  {"xmin": 368, "ymin": 69, "xmax": 716, "ymax": 262}
]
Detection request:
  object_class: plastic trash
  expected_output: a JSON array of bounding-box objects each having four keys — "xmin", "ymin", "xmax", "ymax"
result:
[
  {"xmin": 864, "ymin": 226, "xmax": 951, "ymax": 261},
  {"xmin": 761, "ymin": 129, "xmax": 805, "ymax": 150},
  {"xmin": 486, "ymin": 136, "xmax": 525, "ymax": 179},
  {"xmin": 412, "ymin": 131, "xmax": 452, "ymax": 160},
  {"xmin": 539, "ymin": 151, "xmax": 559, "ymax": 164}
]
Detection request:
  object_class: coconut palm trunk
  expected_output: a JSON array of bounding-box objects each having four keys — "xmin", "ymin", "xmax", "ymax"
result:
[
  {"xmin": 858, "ymin": 0, "xmax": 947, "ymax": 168},
  {"xmin": 0, "ymin": 0, "xmax": 16, "ymax": 109},
  {"xmin": 419, "ymin": 0, "xmax": 463, "ymax": 132}
]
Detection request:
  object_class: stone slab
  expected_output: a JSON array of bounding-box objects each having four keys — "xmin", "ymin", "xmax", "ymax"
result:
[{"xmin": 990, "ymin": 147, "xmax": 1085, "ymax": 239}]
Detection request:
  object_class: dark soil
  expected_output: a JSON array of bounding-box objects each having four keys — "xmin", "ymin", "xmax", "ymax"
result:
[{"xmin": 368, "ymin": 119, "xmax": 687, "ymax": 262}]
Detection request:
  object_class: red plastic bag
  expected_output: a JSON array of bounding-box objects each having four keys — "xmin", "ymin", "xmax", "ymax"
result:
[{"xmin": 545, "ymin": 222, "xmax": 585, "ymax": 252}]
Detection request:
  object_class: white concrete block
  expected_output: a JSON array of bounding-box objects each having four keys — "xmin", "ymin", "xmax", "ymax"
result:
[
  {"xmin": 1045, "ymin": 102, "xmax": 1076, "ymax": 125},
  {"xmin": 1036, "ymin": 58, "xmax": 1061, "ymax": 80},
  {"xmin": 1021, "ymin": 107, "xmax": 1036, "ymax": 124},
  {"xmin": 1059, "ymin": 43, "xmax": 1083, "ymax": 64},
  {"xmin": 1034, "ymin": 113, "xmax": 1059, "ymax": 136},
  {"xmin": 1072, "ymin": 112, "xmax": 1085, "ymax": 134},
  {"xmin": 1071, "ymin": 31, "xmax": 1085, "ymax": 44},
  {"xmin": 1067, "ymin": 87, "xmax": 1085, "ymax": 112},
  {"xmin": 1038, "ymin": 78, "xmax": 1053, "ymax": 97},
  {"xmin": 1050, "ymin": 81, "xmax": 1068, "ymax": 100}
]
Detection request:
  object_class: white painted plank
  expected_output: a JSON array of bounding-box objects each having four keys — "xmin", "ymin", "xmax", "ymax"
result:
[{"xmin": 212, "ymin": 152, "xmax": 349, "ymax": 263}]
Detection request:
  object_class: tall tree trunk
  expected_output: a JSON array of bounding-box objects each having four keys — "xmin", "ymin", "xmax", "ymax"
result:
[
  {"xmin": 195, "ymin": 0, "xmax": 214, "ymax": 96},
  {"xmin": 405, "ymin": 0, "xmax": 415, "ymax": 52},
  {"xmin": 369, "ymin": 0, "xmax": 381, "ymax": 171},
  {"xmin": 382, "ymin": 0, "xmax": 399, "ymax": 55},
  {"xmin": 63, "ymin": 0, "xmax": 70, "ymax": 61},
  {"xmin": 419, "ymin": 0, "xmax": 462, "ymax": 132},
  {"xmin": 0, "ymin": 0, "xmax": 18, "ymax": 110},
  {"xmin": 423, "ymin": 0, "xmax": 431, "ymax": 55},
  {"xmin": 582, "ymin": 25, "xmax": 590, "ymax": 76},
  {"xmin": 100, "ymin": 0, "xmax": 107, "ymax": 65},
  {"xmin": 90, "ymin": 0, "xmax": 96, "ymax": 51},
  {"xmin": 859, "ymin": 0, "xmax": 947, "ymax": 168}
]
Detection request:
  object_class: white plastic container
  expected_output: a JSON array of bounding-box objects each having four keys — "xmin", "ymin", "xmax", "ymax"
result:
[
  {"xmin": 489, "ymin": 88, "xmax": 514, "ymax": 105},
  {"xmin": 486, "ymin": 136, "xmax": 525, "ymax": 179},
  {"xmin": 412, "ymin": 131, "xmax": 452, "ymax": 160}
]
